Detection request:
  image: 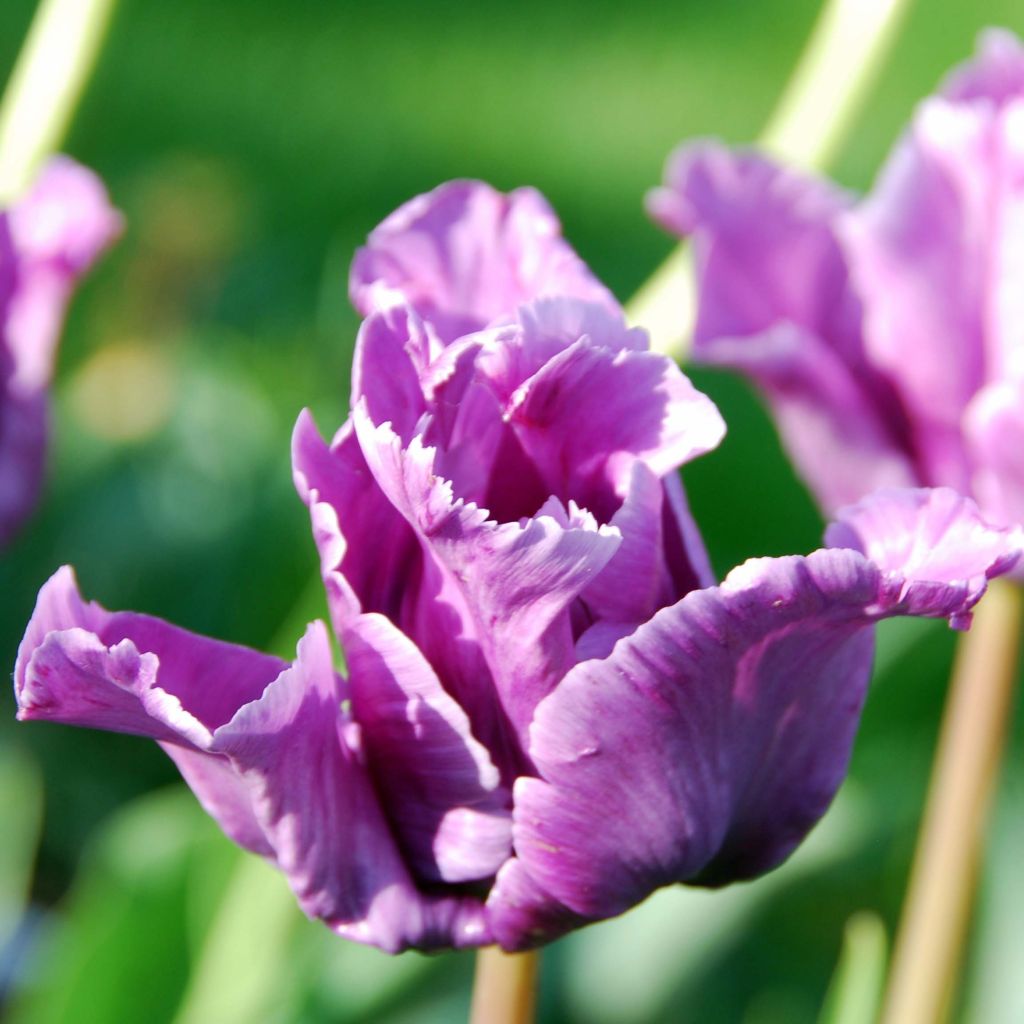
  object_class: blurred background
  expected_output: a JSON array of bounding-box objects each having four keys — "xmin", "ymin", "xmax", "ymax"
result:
[{"xmin": 1, "ymin": 1, "xmax": 1023, "ymax": 1021}]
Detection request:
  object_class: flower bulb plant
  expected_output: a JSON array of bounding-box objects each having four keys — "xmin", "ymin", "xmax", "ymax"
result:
[
  {"xmin": 14, "ymin": 181, "xmax": 1023, "ymax": 953},
  {"xmin": 0, "ymin": 157, "xmax": 120, "ymax": 546},
  {"xmin": 649, "ymin": 29, "xmax": 1024, "ymax": 543}
]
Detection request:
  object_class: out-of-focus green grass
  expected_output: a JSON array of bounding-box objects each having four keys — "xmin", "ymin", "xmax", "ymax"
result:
[{"xmin": 1, "ymin": 1, "xmax": 1023, "ymax": 1022}]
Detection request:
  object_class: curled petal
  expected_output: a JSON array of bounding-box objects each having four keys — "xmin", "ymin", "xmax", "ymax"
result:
[
  {"xmin": 513, "ymin": 485, "xmax": 1021, "ymax": 919},
  {"xmin": 16, "ymin": 578, "xmax": 491, "ymax": 953},
  {"xmin": 212, "ymin": 621, "xmax": 492, "ymax": 952},
  {"xmin": 825, "ymin": 487, "xmax": 1023, "ymax": 626},
  {"xmin": 506, "ymin": 327, "xmax": 725, "ymax": 511},
  {"xmin": 354, "ymin": 411, "xmax": 621, "ymax": 734},
  {"xmin": 513, "ymin": 549, "xmax": 879, "ymax": 919},
  {"xmin": 15, "ymin": 567, "xmax": 285, "ymax": 858},
  {"xmin": 19, "ymin": 628, "xmax": 182, "ymax": 741},
  {"xmin": 15, "ymin": 566, "xmax": 285, "ymax": 743}
]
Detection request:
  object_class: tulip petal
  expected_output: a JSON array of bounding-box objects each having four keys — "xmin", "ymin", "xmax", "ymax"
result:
[
  {"xmin": 350, "ymin": 305, "xmax": 431, "ymax": 443},
  {"xmin": 650, "ymin": 142, "xmax": 918, "ymax": 511},
  {"xmin": 292, "ymin": 410, "xmax": 420, "ymax": 631},
  {"xmin": 649, "ymin": 143, "xmax": 858, "ymax": 352},
  {"xmin": 15, "ymin": 568, "xmax": 286, "ymax": 858},
  {"xmin": 16, "ymin": 579, "xmax": 493, "ymax": 954},
  {"xmin": 211, "ymin": 621, "xmax": 492, "ymax": 952},
  {"xmin": 354, "ymin": 410, "xmax": 621, "ymax": 734},
  {"xmin": 364, "ymin": 310, "xmax": 534, "ymax": 516},
  {"xmin": 661, "ymin": 469, "xmax": 716, "ymax": 592},
  {"xmin": 16, "ymin": 567, "xmax": 285, "ymax": 744},
  {"xmin": 350, "ymin": 180, "xmax": 617, "ymax": 340},
  {"xmin": 474, "ymin": 298, "xmax": 647, "ymax": 408},
  {"xmin": 5, "ymin": 158, "xmax": 122, "ymax": 392},
  {"xmin": 0, "ymin": 159, "xmax": 120, "ymax": 544},
  {"xmin": 840, "ymin": 96, "xmax": 1024, "ymax": 489},
  {"xmin": 0, "ymin": 219, "xmax": 15, "ymax": 315},
  {"xmin": 506, "ymin": 332, "xmax": 725, "ymax": 516},
  {"xmin": 344, "ymin": 612, "xmax": 513, "ymax": 884},
  {"xmin": 209, "ymin": 623, "xmax": 395, "ymax": 931},
  {"xmin": 826, "ymin": 487, "xmax": 1023, "ymax": 626},
  {"xmin": 486, "ymin": 857, "xmax": 589, "ymax": 951},
  {"xmin": 0, "ymin": 389, "xmax": 46, "ymax": 546},
  {"xmin": 19, "ymin": 626, "xmax": 183, "ymax": 740},
  {"xmin": 965, "ymin": 381, "xmax": 1024, "ymax": 533},
  {"xmin": 581, "ymin": 461, "xmax": 674, "ymax": 624},
  {"xmin": 940, "ymin": 28, "xmax": 1024, "ymax": 105},
  {"xmin": 513, "ymin": 549, "xmax": 877, "ymax": 918},
  {"xmin": 514, "ymin": 488, "xmax": 1020, "ymax": 917},
  {"xmin": 160, "ymin": 744, "xmax": 275, "ymax": 856}
]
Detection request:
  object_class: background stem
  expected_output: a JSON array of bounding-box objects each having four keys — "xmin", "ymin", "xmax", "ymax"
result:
[
  {"xmin": 758, "ymin": 0, "xmax": 910, "ymax": 169},
  {"xmin": 469, "ymin": 948, "xmax": 539, "ymax": 1024},
  {"xmin": 0, "ymin": 0, "xmax": 117, "ymax": 201},
  {"xmin": 881, "ymin": 579, "xmax": 1023, "ymax": 1024}
]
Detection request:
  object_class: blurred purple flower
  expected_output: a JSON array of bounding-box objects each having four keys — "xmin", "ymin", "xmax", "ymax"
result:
[
  {"xmin": 649, "ymin": 30, "xmax": 1024, "ymax": 546},
  {"xmin": 14, "ymin": 181, "xmax": 1022, "ymax": 952},
  {"xmin": 0, "ymin": 157, "xmax": 121, "ymax": 545}
]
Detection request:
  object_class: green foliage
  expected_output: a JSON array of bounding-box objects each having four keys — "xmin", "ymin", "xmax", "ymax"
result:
[
  {"xmin": 0, "ymin": 747, "xmax": 42, "ymax": 970},
  {"xmin": 5, "ymin": 788, "xmax": 236, "ymax": 1024},
  {"xmin": 817, "ymin": 914, "xmax": 888, "ymax": 1024}
]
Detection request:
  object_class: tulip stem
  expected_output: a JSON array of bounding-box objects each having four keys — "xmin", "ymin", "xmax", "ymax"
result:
[
  {"xmin": 758, "ymin": 0, "xmax": 912, "ymax": 171},
  {"xmin": 469, "ymin": 947, "xmax": 540, "ymax": 1024},
  {"xmin": 0, "ymin": 0, "xmax": 118, "ymax": 202},
  {"xmin": 880, "ymin": 578, "xmax": 1023, "ymax": 1024},
  {"xmin": 628, "ymin": 0, "xmax": 914, "ymax": 358}
]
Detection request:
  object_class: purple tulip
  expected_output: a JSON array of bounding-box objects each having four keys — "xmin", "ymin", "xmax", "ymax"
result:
[
  {"xmin": 0, "ymin": 157, "xmax": 121, "ymax": 545},
  {"xmin": 649, "ymin": 30, "xmax": 1024, "ymax": 548},
  {"xmin": 14, "ymin": 181, "xmax": 1022, "ymax": 952}
]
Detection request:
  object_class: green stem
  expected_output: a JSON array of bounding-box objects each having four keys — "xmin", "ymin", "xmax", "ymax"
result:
[
  {"xmin": 818, "ymin": 912, "xmax": 888, "ymax": 1024},
  {"xmin": 758, "ymin": 0, "xmax": 912, "ymax": 170},
  {"xmin": 627, "ymin": 0, "xmax": 915, "ymax": 358},
  {"xmin": 0, "ymin": 0, "xmax": 118, "ymax": 201},
  {"xmin": 880, "ymin": 579, "xmax": 1023, "ymax": 1024}
]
